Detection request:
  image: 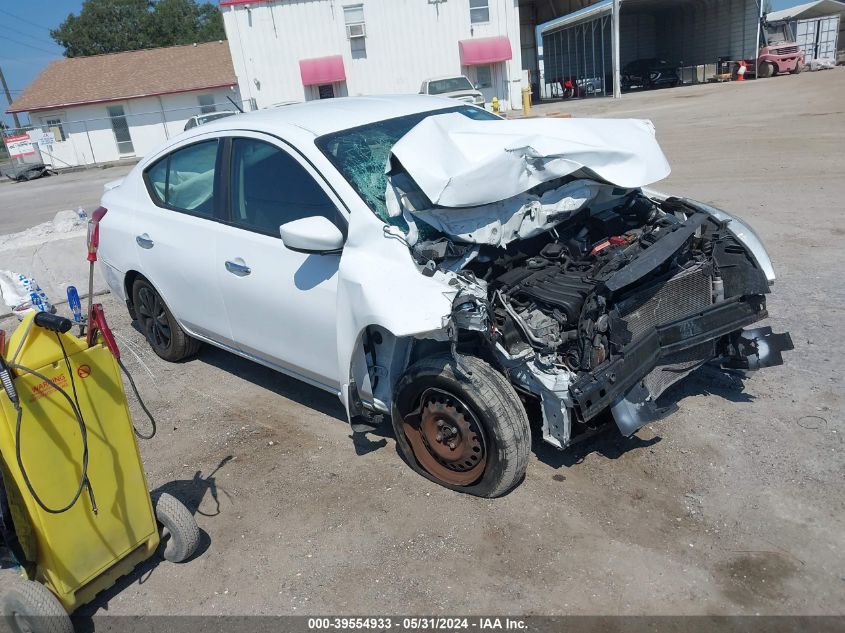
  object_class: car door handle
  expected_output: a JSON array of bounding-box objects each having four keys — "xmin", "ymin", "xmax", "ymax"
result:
[
  {"xmin": 225, "ymin": 260, "xmax": 251, "ymax": 276},
  {"xmin": 136, "ymin": 233, "xmax": 154, "ymax": 249}
]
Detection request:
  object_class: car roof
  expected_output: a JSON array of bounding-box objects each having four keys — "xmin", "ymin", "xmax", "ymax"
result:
[{"xmin": 194, "ymin": 94, "xmax": 458, "ymax": 138}]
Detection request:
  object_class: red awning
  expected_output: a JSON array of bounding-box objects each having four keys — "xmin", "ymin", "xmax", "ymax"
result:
[
  {"xmin": 458, "ymin": 36, "xmax": 513, "ymax": 66},
  {"xmin": 299, "ymin": 55, "xmax": 346, "ymax": 86}
]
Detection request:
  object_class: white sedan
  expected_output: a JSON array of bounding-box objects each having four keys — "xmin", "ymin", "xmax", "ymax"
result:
[{"xmin": 97, "ymin": 95, "xmax": 791, "ymax": 497}]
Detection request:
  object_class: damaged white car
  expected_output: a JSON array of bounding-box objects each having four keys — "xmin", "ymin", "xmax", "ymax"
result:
[{"xmin": 97, "ymin": 95, "xmax": 792, "ymax": 497}]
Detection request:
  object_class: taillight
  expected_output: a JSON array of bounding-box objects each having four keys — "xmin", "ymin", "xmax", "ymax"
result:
[{"xmin": 87, "ymin": 206, "xmax": 108, "ymax": 263}]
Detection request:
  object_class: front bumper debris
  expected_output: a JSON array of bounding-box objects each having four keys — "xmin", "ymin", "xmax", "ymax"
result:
[{"xmin": 568, "ymin": 296, "xmax": 792, "ymax": 437}]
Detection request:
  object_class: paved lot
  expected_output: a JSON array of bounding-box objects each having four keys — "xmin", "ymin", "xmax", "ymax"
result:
[
  {"xmin": 0, "ymin": 163, "xmax": 135, "ymax": 234},
  {"xmin": 1, "ymin": 69, "xmax": 843, "ymax": 621}
]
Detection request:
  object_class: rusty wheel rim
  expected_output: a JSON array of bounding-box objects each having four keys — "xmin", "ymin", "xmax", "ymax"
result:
[{"xmin": 402, "ymin": 388, "xmax": 487, "ymax": 487}]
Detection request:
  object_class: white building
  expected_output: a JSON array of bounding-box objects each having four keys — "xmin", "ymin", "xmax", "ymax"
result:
[
  {"xmin": 6, "ymin": 42, "xmax": 241, "ymax": 168},
  {"xmin": 220, "ymin": 0, "xmax": 525, "ymax": 110}
]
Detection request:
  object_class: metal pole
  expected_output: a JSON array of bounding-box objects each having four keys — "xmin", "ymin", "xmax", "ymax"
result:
[
  {"xmin": 0, "ymin": 66, "xmax": 21, "ymax": 129},
  {"xmin": 612, "ymin": 0, "xmax": 622, "ymax": 99},
  {"xmin": 157, "ymin": 96, "xmax": 170, "ymax": 140},
  {"xmin": 755, "ymin": 0, "xmax": 764, "ymax": 65},
  {"xmin": 83, "ymin": 120, "xmax": 97, "ymax": 166},
  {"xmin": 602, "ymin": 16, "xmax": 607, "ymax": 95}
]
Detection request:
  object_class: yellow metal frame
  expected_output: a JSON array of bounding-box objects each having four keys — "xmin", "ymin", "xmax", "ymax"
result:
[{"xmin": 0, "ymin": 312, "xmax": 159, "ymax": 612}]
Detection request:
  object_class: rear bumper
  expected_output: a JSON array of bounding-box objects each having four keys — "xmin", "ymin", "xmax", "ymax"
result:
[{"xmin": 569, "ymin": 295, "xmax": 792, "ymax": 434}]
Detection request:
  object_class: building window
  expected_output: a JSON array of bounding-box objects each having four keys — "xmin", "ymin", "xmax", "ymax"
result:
[
  {"xmin": 318, "ymin": 85, "xmax": 335, "ymax": 99},
  {"xmin": 198, "ymin": 94, "xmax": 216, "ymax": 114},
  {"xmin": 106, "ymin": 105, "xmax": 135, "ymax": 155},
  {"xmin": 470, "ymin": 0, "xmax": 489, "ymax": 24},
  {"xmin": 344, "ymin": 4, "xmax": 366, "ymax": 58},
  {"xmin": 44, "ymin": 118, "xmax": 66, "ymax": 142},
  {"xmin": 476, "ymin": 64, "xmax": 492, "ymax": 88}
]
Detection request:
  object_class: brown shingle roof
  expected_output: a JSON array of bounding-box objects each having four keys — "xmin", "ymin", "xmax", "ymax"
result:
[{"xmin": 7, "ymin": 41, "xmax": 236, "ymax": 113}]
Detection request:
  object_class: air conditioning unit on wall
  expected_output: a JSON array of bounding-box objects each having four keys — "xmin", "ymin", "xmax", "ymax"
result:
[{"xmin": 346, "ymin": 23, "xmax": 366, "ymax": 38}]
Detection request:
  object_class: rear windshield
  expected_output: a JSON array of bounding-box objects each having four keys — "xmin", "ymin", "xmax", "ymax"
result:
[
  {"xmin": 316, "ymin": 105, "xmax": 498, "ymax": 223},
  {"xmin": 427, "ymin": 77, "xmax": 474, "ymax": 94}
]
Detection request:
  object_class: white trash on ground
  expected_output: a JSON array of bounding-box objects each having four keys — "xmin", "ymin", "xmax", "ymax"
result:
[
  {"xmin": 0, "ymin": 271, "xmax": 54, "ymax": 319},
  {"xmin": 0, "ymin": 209, "xmax": 87, "ymax": 252}
]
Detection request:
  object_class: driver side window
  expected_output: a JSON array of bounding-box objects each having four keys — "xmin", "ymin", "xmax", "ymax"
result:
[{"xmin": 229, "ymin": 138, "xmax": 340, "ymax": 237}]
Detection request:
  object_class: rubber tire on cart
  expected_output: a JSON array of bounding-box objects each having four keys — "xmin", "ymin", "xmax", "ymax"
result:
[
  {"xmin": 132, "ymin": 278, "xmax": 202, "ymax": 362},
  {"xmin": 392, "ymin": 354, "xmax": 530, "ymax": 498},
  {"xmin": 0, "ymin": 577, "xmax": 73, "ymax": 633},
  {"xmin": 155, "ymin": 493, "xmax": 200, "ymax": 563},
  {"xmin": 758, "ymin": 61, "xmax": 775, "ymax": 78}
]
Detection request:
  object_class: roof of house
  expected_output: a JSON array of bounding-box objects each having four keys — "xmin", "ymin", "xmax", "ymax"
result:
[
  {"xmin": 7, "ymin": 41, "xmax": 237, "ymax": 114},
  {"xmin": 768, "ymin": 0, "xmax": 845, "ymax": 21}
]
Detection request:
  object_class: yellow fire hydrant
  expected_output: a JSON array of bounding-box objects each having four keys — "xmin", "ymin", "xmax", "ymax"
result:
[
  {"xmin": 491, "ymin": 96, "xmax": 500, "ymax": 114},
  {"xmin": 522, "ymin": 87, "xmax": 532, "ymax": 115}
]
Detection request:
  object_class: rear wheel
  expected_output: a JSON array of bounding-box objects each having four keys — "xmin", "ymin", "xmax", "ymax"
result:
[
  {"xmin": 131, "ymin": 278, "xmax": 201, "ymax": 362},
  {"xmin": 392, "ymin": 354, "xmax": 530, "ymax": 498},
  {"xmin": 0, "ymin": 577, "xmax": 73, "ymax": 633}
]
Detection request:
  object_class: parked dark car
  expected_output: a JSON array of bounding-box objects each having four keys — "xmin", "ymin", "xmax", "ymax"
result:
[{"xmin": 621, "ymin": 59, "xmax": 680, "ymax": 90}]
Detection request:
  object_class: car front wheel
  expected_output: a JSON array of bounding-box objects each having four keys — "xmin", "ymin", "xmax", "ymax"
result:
[
  {"xmin": 392, "ymin": 354, "xmax": 530, "ymax": 498},
  {"xmin": 131, "ymin": 278, "xmax": 202, "ymax": 362}
]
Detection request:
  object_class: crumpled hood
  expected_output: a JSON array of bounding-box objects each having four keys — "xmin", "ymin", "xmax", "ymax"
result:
[{"xmin": 389, "ymin": 113, "xmax": 671, "ymax": 208}]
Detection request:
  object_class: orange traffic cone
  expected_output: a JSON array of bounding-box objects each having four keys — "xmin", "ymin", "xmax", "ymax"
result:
[{"xmin": 737, "ymin": 60, "xmax": 747, "ymax": 81}]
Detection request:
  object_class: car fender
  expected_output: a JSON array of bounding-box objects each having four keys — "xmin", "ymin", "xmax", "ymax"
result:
[
  {"xmin": 642, "ymin": 188, "xmax": 776, "ymax": 284},
  {"xmin": 335, "ymin": 211, "xmax": 455, "ymax": 419}
]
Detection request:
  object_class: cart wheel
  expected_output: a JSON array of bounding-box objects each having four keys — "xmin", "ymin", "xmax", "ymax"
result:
[
  {"xmin": 0, "ymin": 577, "xmax": 73, "ymax": 633},
  {"xmin": 155, "ymin": 493, "xmax": 200, "ymax": 563}
]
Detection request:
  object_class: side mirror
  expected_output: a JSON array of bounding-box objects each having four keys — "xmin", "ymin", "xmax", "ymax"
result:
[{"xmin": 279, "ymin": 216, "xmax": 344, "ymax": 254}]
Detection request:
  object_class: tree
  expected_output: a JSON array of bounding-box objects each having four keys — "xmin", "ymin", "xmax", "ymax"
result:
[{"xmin": 50, "ymin": 0, "xmax": 225, "ymax": 58}]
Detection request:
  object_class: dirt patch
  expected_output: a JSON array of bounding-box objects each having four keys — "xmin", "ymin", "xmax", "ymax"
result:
[{"xmin": 715, "ymin": 552, "xmax": 799, "ymax": 607}]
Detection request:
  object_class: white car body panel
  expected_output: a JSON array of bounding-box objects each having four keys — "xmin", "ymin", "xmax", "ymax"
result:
[
  {"xmin": 97, "ymin": 96, "xmax": 467, "ymax": 411},
  {"xmin": 390, "ymin": 114, "xmax": 671, "ymax": 208},
  {"xmin": 96, "ymin": 94, "xmax": 780, "ymax": 437}
]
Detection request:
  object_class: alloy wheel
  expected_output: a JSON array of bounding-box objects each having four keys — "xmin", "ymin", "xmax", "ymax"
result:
[{"xmin": 137, "ymin": 286, "xmax": 172, "ymax": 351}]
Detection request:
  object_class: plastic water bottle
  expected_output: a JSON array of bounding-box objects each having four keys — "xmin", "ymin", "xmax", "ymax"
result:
[
  {"xmin": 67, "ymin": 286, "xmax": 83, "ymax": 323},
  {"xmin": 77, "ymin": 206, "xmax": 87, "ymax": 220}
]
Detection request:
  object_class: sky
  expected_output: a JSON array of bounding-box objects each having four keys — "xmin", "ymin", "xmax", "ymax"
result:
[{"xmin": 0, "ymin": 0, "xmax": 805, "ymax": 128}]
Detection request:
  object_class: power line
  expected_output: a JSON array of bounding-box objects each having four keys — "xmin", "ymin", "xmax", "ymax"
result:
[
  {"xmin": 0, "ymin": 24, "xmax": 57, "ymax": 48},
  {"xmin": 0, "ymin": 7, "xmax": 53, "ymax": 32},
  {"xmin": 1, "ymin": 35, "xmax": 60, "ymax": 56}
]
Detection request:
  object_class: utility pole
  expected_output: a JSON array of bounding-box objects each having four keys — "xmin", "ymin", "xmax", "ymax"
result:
[{"xmin": 0, "ymin": 66, "xmax": 21, "ymax": 129}]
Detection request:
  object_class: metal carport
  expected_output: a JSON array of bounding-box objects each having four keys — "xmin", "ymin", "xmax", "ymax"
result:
[{"xmin": 536, "ymin": 0, "xmax": 762, "ymax": 100}]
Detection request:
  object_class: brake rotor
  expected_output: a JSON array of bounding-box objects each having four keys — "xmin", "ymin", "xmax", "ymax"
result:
[{"xmin": 402, "ymin": 389, "xmax": 487, "ymax": 487}]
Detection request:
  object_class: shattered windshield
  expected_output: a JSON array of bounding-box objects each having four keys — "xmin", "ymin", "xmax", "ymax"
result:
[{"xmin": 316, "ymin": 105, "xmax": 499, "ymax": 223}]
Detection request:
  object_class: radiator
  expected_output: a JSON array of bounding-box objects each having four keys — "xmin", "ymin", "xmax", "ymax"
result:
[{"xmin": 616, "ymin": 263, "xmax": 713, "ymax": 341}]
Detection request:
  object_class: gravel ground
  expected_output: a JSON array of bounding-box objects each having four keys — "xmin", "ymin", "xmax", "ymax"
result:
[{"xmin": 0, "ymin": 69, "xmax": 843, "ymax": 622}]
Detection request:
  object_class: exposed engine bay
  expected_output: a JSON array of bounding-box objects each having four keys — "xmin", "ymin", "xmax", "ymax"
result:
[
  {"xmin": 393, "ymin": 182, "xmax": 793, "ymax": 449},
  {"xmin": 366, "ymin": 113, "xmax": 794, "ymax": 450}
]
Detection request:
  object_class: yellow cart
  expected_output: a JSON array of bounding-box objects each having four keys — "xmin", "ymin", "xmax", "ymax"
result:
[{"xmin": 0, "ymin": 309, "xmax": 198, "ymax": 633}]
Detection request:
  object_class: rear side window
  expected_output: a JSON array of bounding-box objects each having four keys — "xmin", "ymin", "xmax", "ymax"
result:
[
  {"xmin": 145, "ymin": 140, "xmax": 219, "ymax": 217},
  {"xmin": 229, "ymin": 138, "xmax": 339, "ymax": 237}
]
